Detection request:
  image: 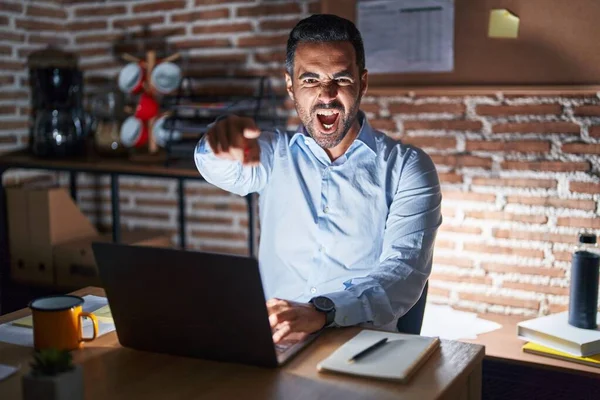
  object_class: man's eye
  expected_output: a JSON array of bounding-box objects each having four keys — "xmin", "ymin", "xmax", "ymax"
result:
[
  {"xmin": 336, "ymin": 79, "xmax": 352, "ymax": 86},
  {"xmin": 303, "ymin": 79, "xmax": 318, "ymax": 85}
]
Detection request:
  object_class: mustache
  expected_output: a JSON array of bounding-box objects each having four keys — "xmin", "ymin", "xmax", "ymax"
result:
[{"xmin": 312, "ymin": 102, "xmax": 344, "ymax": 113}]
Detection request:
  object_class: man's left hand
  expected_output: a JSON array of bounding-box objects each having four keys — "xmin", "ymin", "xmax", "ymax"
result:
[{"xmin": 267, "ymin": 298, "xmax": 326, "ymax": 343}]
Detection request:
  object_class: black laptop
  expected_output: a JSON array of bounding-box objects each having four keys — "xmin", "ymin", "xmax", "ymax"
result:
[{"xmin": 91, "ymin": 242, "xmax": 319, "ymax": 368}]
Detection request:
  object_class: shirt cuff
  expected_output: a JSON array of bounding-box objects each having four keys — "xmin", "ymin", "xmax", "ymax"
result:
[{"xmin": 322, "ymin": 290, "xmax": 368, "ymax": 327}]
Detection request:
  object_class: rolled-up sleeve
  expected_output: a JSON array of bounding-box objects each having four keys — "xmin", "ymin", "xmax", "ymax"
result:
[
  {"xmin": 194, "ymin": 130, "xmax": 278, "ymax": 196},
  {"xmin": 323, "ymin": 147, "xmax": 442, "ymax": 327}
]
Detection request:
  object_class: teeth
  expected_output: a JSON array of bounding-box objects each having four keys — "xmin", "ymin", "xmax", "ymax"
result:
[
  {"xmin": 317, "ymin": 110, "xmax": 339, "ymax": 116},
  {"xmin": 323, "ymin": 123, "xmax": 333, "ymax": 129}
]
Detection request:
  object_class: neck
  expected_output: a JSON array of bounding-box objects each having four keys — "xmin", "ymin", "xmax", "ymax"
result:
[{"xmin": 324, "ymin": 118, "xmax": 362, "ymax": 161}]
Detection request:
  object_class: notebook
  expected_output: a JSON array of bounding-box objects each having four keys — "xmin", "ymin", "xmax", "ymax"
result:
[
  {"xmin": 517, "ymin": 311, "xmax": 600, "ymax": 357},
  {"xmin": 522, "ymin": 342, "xmax": 600, "ymax": 369},
  {"xmin": 317, "ymin": 330, "xmax": 440, "ymax": 383}
]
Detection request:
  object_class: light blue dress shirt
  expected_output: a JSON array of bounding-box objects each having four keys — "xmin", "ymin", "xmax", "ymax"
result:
[{"xmin": 194, "ymin": 112, "xmax": 442, "ymax": 329}]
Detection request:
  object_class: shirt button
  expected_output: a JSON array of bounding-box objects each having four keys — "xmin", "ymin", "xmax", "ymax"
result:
[
  {"xmin": 323, "ymin": 206, "xmax": 329, "ymax": 214},
  {"xmin": 310, "ymin": 287, "xmax": 317, "ymax": 294},
  {"xmin": 304, "ymin": 139, "xmax": 310, "ymax": 145}
]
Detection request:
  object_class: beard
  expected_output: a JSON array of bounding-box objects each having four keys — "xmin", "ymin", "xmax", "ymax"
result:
[{"xmin": 296, "ymin": 95, "xmax": 361, "ymax": 149}]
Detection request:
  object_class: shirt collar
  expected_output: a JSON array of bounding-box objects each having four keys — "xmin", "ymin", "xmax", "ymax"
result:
[{"xmin": 289, "ymin": 110, "xmax": 377, "ymax": 155}]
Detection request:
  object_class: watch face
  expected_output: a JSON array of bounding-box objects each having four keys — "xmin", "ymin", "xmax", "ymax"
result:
[{"xmin": 314, "ymin": 296, "xmax": 334, "ymax": 312}]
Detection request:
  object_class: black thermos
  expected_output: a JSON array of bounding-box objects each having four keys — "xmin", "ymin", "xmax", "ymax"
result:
[{"xmin": 568, "ymin": 233, "xmax": 600, "ymax": 330}]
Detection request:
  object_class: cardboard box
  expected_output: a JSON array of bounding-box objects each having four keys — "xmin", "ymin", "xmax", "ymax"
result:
[
  {"xmin": 7, "ymin": 185, "xmax": 98, "ymax": 285},
  {"xmin": 53, "ymin": 229, "xmax": 172, "ymax": 288}
]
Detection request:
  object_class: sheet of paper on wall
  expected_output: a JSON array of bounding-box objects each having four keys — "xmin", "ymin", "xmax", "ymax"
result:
[
  {"xmin": 420, "ymin": 303, "xmax": 502, "ymax": 340},
  {"xmin": 357, "ymin": 0, "xmax": 454, "ymax": 74}
]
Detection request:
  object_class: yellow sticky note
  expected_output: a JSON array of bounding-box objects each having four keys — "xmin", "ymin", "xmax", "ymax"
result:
[
  {"xmin": 488, "ymin": 9, "xmax": 520, "ymax": 39},
  {"xmin": 11, "ymin": 315, "xmax": 33, "ymax": 329},
  {"xmin": 92, "ymin": 305, "xmax": 113, "ymax": 323}
]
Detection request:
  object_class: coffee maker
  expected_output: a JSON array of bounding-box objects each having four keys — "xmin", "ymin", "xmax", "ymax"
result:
[{"xmin": 27, "ymin": 47, "xmax": 88, "ymax": 157}]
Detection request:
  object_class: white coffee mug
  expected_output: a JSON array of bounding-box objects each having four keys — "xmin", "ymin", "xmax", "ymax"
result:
[
  {"xmin": 120, "ymin": 116, "xmax": 148, "ymax": 148},
  {"xmin": 150, "ymin": 62, "xmax": 182, "ymax": 94},
  {"xmin": 118, "ymin": 62, "xmax": 144, "ymax": 94},
  {"xmin": 152, "ymin": 115, "xmax": 182, "ymax": 147}
]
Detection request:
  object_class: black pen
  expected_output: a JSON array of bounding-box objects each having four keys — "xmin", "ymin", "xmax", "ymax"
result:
[{"xmin": 347, "ymin": 338, "xmax": 388, "ymax": 363}]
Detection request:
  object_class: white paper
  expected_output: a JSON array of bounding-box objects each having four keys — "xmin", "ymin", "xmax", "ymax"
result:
[
  {"xmin": 357, "ymin": 0, "xmax": 454, "ymax": 73},
  {"xmin": 420, "ymin": 303, "xmax": 501, "ymax": 340},
  {"xmin": 0, "ymin": 295, "xmax": 115, "ymax": 347},
  {"xmin": 0, "ymin": 363, "xmax": 20, "ymax": 381}
]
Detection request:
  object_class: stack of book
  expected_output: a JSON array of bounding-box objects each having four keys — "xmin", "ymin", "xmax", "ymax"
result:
[{"xmin": 517, "ymin": 311, "xmax": 600, "ymax": 368}]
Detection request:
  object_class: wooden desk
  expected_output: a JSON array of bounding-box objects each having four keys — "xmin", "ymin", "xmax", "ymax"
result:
[{"xmin": 0, "ymin": 287, "xmax": 484, "ymax": 400}]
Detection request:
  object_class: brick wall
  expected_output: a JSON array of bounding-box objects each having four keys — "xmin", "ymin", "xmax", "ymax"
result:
[{"xmin": 1, "ymin": 1, "xmax": 599, "ymax": 317}]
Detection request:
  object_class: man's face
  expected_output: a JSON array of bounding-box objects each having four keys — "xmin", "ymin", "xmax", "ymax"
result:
[{"xmin": 285, "ymin": 41, "xmax": 368, "ymax": 149}]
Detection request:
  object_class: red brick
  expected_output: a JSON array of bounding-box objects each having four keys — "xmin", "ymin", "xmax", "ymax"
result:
[
  {"xmin": 502, "ymin": 282, "xmax": 569, "ymax": 296},
  {"xmin": 442, "ymin": 191, "xmax": 496, "ymax": 203},
  {"xmin": 0, "ymin": 16, "xmax": 8, "ymax": 26},
  {"xmin": 401, "ymin": 136, "xmax": 456, "ymax": 150},
  {"xmin": 430, "ymin": 271, "xmax": 491, "ymax": 285},
  {"xmin": 368, "ymin": 119, "xmax": 396, "ymax": 131},
  {"xmin": 441, "ymin": 206, "xmax": 456, "ymax": 218},
  {"xmin": 548, "ymin": 304, "xmax": 568, "ymax": 313},
  {"xmin": 196, "ymin": 0, "xmax": 253, "ymax": 4},
  {"xmin": 471, "ymin": 177, "xmax": 557, "ymax": 189},
  {"xmin": 254, "ymin": 51, "xmax": 285, "ymax": 63},
  {"xmin": 465, "ymin": 140, "xmax": 550, "ymax": 153},
  {"xmin": 389, "ymin": 103, "xmax": 465, "ymax": 115},
  {"xmin": 482, "ymin": 262, "xmax": 565, "ymax": 278},
  {"xmin": 0, "ymin": 90, "xmax": 27, "ymax": 100},
  {"xmin": 428, "ymin": 286, "xmax": 451, "ymax": 298},
  {"xmin": 0, "ymin": 45, "xmax": 11, "ymax": 56},
  {"xmin": 438, "ymin": 172, "xmax": 462, "ymax": 184},
  {"xmin": 465, "ymin": 211, "xmax": 548, "ymax": 224},
  {"xmin": 120, "ymin": 184, "xmax": 169, "ymax": 193},
  {"xmin": 16, "ymin": 19, "xmax": 64, "ymax": 32},
  {"xmin": 133, "ymin": 0, "xmax": 186, "ymax": 13},
  {"xmin": 464, "ymin": 243, "xmax": 544, "ymax": 259},
  {"xmin": 75, "ymin": 5, "xmax": 127, "ymax": 17},
  {"xmin": 360, "ymin": 103, "xmax": 380, "ymax": 114},
  {"xmin": 77, "ymin": 47, "xmax": 110, "ymax": 57},
  {"xmin": 506, "ymin": 196, "xmax": 596, "ymax": 211},
  {"xmin": 492, "ymin": 122, "xmax": 580, "ymax": 135},
  {"xmin": 434, "ymin": 239, "xmax": 456, "ymax": 249},
  {"xmin": 28, "ymin": 34, "xmax": 68, "ymax": 46},
  {"xmin": 191, "ymin": 230, "xmax": 247, "ymax": 241},
  {"xmin": 189, "ymin": 54, "xmax": 247, "ymax": 64},
  {"xmin": 0, "ymin": 2, "xmax": 23, "ymax": 13},
  {"xmin": 192, "ymin": 202, "xmax": 247, "ymax": 212},
  {"xmin": 459, "ymin": 292, "xmax": 540, "ymax": 310},
  {"xmin": 135, "ymin": 199, "xmax": 177, "ymax": 208},
  {"xmin": 287, "ymin": 116, "xmax": 301, "ymax": 127},
  {"xmin": 237, "ymin": 4, "xmax": 301, "ymax": 17},
  {"xmin": 68, "ymin": 21, "xmax": 108, "ymax": 31},
  {"xmin": 0, "ymin": 120, "xmax": 28, "ymax": 130},
  {"xmin": 260, "ymin": 19, "xmax": 301, "ymax": 31},
  {"xmin": 553, "ymin": 251, "xmax": 572, "ymax": 262},
  {"xmin": 439, "ymin": 225, "xmax": 482, "ymax": 235},
  {"xmin": 81, "ymin": 61, "xmax": 120, "ymax": 72},
  {"xmin": 186, "ymin": 215, "xmax": 234, "ymax": 225},
  {"xmin": 556, "ymin": 217, "xmax": 600, "ymax": 230},
  {"xmin": 193, "ymin": 22, "xmax": 252, "ymax": 35},
  {"xmin": 238, "ymin": 34, "xmax": 288, "ymax": 48},
  {"xmin": 0, "ymin": 76, "xmax": 14, "ymax": 86},
  {"xmin": 431, "ymin": 154, "xmax": 492, "ymax": 169},
  {"xmin": 173, "ymin": 39, "xmax": 231, "ymax": 50},
  {"xmin": 573, "ymin": 105, "xmax": 600, "ymax": 116},
  {"xmin": 404, "ymin": 120, "xmax": 483, "ymax": 132},
  {"xmin": 113, "ymin": 16, "xmax": 164, "ymax": 29},
  {"xmin": 562, "ymin": 142, "xmax": 600, "ymax": 155},
  {"xmin": 501, "ymin": 160, "xmax": 590, "ymax": 172},
  {"xmin": 172, "ymin": 8, "xmax": 230, "ymax": 22},
  {"xmin": 27, "ymin": 5, "xmax": 67, "ymax": 19},
  {"xmin": 0, "ymin": 135, "xmax": 18, "ymax": 144},
  {"xmin": 309, "ymin": 1, "xmax": 322, "ymax": 13},
  {"xmin": 569, "ymin": 181, "xmax": 600, "ymax": 194},
  {"xmin": 493, "ymin": 229, "xmax": 576, "ymax": 244},
  {"xmin": 476, "ymin": 104, "xmax": 562, "ymax": 116},
  {"xmin": 185, "ymin": 186, "xmax": 228, "ymax": 196},
  {"xmin": 120, "ymin": 210, "xmax": 170, "ymax": 221},
  {"xmin": 0, "ymin": 105, "xmax": 17, "ymax": 115},
  {"xmin": 0, "ymin": 31, "xmax": 25, "ymax": 43},
  {"xmin": 589, "ymin": 125, "xmax": 600, "ymax": 138}
]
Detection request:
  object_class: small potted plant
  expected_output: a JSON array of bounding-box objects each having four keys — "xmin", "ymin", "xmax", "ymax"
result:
[{"xmin": 22, "ymin": 348, "xmax": 83, "ymax": 400}]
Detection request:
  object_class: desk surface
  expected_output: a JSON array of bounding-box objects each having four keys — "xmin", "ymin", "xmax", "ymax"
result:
[
  {"xmin": 464, "ymin": 313, "xmax": 600, "ymax": 377},
  {"xmin": 0, "ymin": 287, "xmax": 484, "ymax": 400},
  {"xmin": 0, "ymin": 150, "xmax": 200, "ymax": 179}
]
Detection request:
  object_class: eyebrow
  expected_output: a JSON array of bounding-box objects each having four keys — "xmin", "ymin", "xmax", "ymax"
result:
[{"xmin": 297, "ymin": 69, "xmax": 354, "ymax": 80}]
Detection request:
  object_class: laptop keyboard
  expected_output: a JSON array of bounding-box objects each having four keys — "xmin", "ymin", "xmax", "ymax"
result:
[{"xmin": 274, "ymin": 342, "xmax": 295, "ymax": 354}]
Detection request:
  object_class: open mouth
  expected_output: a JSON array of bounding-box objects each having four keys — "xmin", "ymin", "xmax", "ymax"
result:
[{"xmin": 315, "ymin": 109, "xmax": 340, "ymax": 134}]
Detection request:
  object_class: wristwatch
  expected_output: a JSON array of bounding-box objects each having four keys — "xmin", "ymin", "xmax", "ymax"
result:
[{"xmin": 310, "ymin": 296, "xmax": 336, "ymax": 327}]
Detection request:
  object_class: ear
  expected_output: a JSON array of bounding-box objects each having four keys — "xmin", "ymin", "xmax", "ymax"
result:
[
  {"xmin": 285, "ymin": 72, "xmax": 295, "ymax": 101},
  {"xmin": 360, "ymin": 69, "xmax": 368, "ymax": 98}
]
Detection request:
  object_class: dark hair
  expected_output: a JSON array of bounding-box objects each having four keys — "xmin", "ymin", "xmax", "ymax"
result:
[{"xmin": 285, "ymin": 14, "xmax": 365, "ymax": 77}]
